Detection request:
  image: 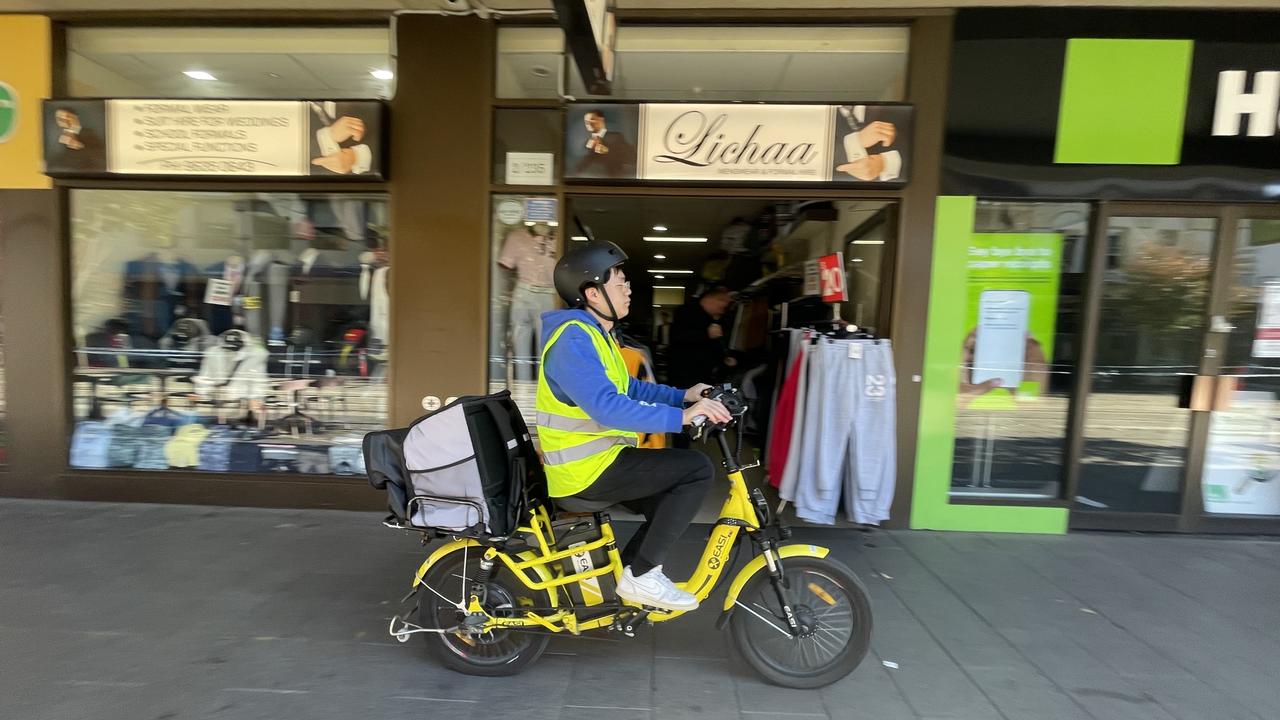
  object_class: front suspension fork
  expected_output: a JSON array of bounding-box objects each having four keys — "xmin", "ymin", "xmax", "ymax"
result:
[{"xmin": 762, "ymin": 544, "xmax": 802, "ymax": 636}]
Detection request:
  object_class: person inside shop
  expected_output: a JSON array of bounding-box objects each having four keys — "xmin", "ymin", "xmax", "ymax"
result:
[
  {"xmin": 537, "ymin": 241, "xmax": 732, "ymax": 612},
  {"xmin": 667, "ymin": 285, "xmax": 734, "ymax": 391}
]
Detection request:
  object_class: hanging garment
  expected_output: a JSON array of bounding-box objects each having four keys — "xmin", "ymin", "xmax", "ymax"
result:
[
  {"xmin": 846, "ymin": 340, "xmax": 896, "ymax": 525},
  {"xmin": 777, "ymin": 339, "xmax": 815, "ymax": 505},
  {"xmin": 166, "ymin": 424, "xmax": 212, "ymax": 468},
  {"xmin": 793, "ymin": 339, "xmax": 897, "ymax": 525},
  {"xmin": 197, "ymin": 428, "xmax": 235, "ymax": 472},
  {"xmin": 133, "ymin": 425, "xmax": 175, "ymax": 470},
  {"xmin": 793, "ymin": 341, "xmax": 847, "ymax": 524},
  {"xmin": 767, "ymin": 334, "xmax": 808, "ymax": 488},
  {"xmin": 369, "ymin": 265, "xmax": 390, "ymax": 346}
]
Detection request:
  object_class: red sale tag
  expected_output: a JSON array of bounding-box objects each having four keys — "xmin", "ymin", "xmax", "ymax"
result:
[{"xmin": 818, "ymin": 252, "xmax": 847, "ymax": 302}]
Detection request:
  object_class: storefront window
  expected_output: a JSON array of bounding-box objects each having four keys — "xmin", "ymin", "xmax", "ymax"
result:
[
  {"xmin": 69, "ymin": 190, "xmax": 388, "ymax": 475},
  {"xmin": 68, "ymin": 27, "xmax": 392, "ymax": 99},
  {"xmin": 489, "ymin": 195, "xmax": 559, "ymax": 423},
  {"xmin": 568, "ymin": 26, "xmax": 909, "ymax": 102},
  {"xmin": 496, "ymin": 27, "xmax": 564, "ymax": 100},
  {"xmin": 950, "ymin": 201, "xmax": 1090, "ymax": 500},
  {"xmin": 1201, "ymin": 218, "xmax": 1280, "ymax": 517}
]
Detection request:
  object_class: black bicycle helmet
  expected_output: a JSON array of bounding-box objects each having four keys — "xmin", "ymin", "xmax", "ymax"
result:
[{"xmin": 553, "ymin": 240, "xmax": 628, "ymax": 308}]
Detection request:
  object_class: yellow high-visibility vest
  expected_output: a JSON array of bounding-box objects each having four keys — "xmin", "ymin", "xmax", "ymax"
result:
[{"xmin": 535, "ymin": 320, "xmax": 639, "ymax": 497}]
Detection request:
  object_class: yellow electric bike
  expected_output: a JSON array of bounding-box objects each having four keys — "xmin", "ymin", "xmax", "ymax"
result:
[{"xmin": 382, "ymin": 386, "xmax": 872, "ymax": 688}]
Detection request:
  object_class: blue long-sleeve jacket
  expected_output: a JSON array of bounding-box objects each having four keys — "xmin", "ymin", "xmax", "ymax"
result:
[{"xmin": 540, "ymin": 309, "xmax": 685, "ymax": 434}]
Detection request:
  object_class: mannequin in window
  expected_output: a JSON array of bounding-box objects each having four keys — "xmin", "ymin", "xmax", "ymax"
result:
[
  {"xmin": 122, "ymin": 249, "xmax": 203, "ymax": 341},
  {"xmin": 192, "ymin": 329, "xmax": 270, "ymax": 408},
  {"xmin": 498, "ymin": 223, "xmax": 557, "ymax": 381},
  {"xmin": 242, "ymin": 250, "xmax": 290, "ymax": 344}
]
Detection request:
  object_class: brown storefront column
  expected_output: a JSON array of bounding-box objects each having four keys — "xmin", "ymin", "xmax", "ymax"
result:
[
  {"xmin": 388, "ymin": 15, "xmax": 496, "ymax": 425},
  {"xmin": 0, "ymin": 190, "xmax": 68, "ymax": 497},
  {"xmin": 886, "ymin": 14, "xmax": 954, "ymax": 528}
]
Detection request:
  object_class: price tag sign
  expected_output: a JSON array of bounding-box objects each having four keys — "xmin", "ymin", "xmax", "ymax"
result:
[
  {"xmin": 818, "ymin": 252, "xmax": 847, "ymax": 302},
  {"xmin": 204, "ymin": 279, "xmax": 233, "ymax": 306},
  {"xmin": 803, "ymin": 259, "xmax": 821, "ymax": 296}
]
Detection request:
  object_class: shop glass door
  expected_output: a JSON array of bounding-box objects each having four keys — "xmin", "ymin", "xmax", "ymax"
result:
[
  {"xmin": 1200, "ymin": 214, "xmax": 1280, "ymax": 519},
  {"xmin": 1075, "ymin": 212, "xmax": 1220, "ymax": 515}
]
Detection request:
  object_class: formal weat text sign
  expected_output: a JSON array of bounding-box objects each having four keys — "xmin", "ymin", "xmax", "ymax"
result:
[{"xmin": 43, "ymin": 99, "xmax": 386, "ymax": 179}]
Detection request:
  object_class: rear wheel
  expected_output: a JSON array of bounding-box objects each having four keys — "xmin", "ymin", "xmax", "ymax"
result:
[
  {"xmin": 419, "ymin": 550, "xmax": 551, "ymax": 677},
  {"xmin": 729, "ymin": 556, "xmax": 872, "ymax": 688}
]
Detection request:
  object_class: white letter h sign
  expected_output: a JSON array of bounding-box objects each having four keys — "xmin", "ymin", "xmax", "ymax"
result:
[{"xmin": 1213, "ymin": 70, "xmax": 1280, "ymax": 137}]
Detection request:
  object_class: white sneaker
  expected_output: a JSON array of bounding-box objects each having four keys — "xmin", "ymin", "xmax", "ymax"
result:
[{"xmin": 616, "ymin": 565, "xmax": 699, "ymax": 612}]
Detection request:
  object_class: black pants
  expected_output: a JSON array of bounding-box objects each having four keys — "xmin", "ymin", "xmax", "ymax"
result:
[{"xmin": 575, "ymin": 447, "xmax": 714, "ymax": 575}]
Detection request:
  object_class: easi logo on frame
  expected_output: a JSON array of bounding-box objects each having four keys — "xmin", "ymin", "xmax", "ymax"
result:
[
  {"xmin": 0, "ymin": 82, "xmax": 18, "ymax": 143},
  {"xmin": 1213, "ymin": 71, "xmax": 1280, "ymax": 137}
]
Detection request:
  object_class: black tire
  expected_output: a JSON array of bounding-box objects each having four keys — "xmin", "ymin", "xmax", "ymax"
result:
[
  {"xmin": 728, "ymin": 556, "xmax": 872, "ymax": 689},
  {"xmin": 418, "ymin": 550, "xmax": 551, "ymax": 677}
]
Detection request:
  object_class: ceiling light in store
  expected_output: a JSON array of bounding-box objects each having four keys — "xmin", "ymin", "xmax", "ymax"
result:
[
  {"xmin": 370, "ymin": 69, "xmax": 394, "ymax": 81},
  {"xmin": 851, "ymin": 258, "xmax": 864, "ymax": 263},
  {"xmin": 653, "ymin": 254, "xmax": 666, "ymax": 260},
  {"xmin": 652, "ymin": 224, "xmax": 668, "ymax": 232},
  {"xmin": 184, "ymin": 71, "xmax": 217, "ymax": 81},
  {"xmin": 851, "ymin": 240, "xmax": 885, "ymax": 245},
  {"xmin": 643, "ymin": 237, "xmax": 706, "ymax": 243},
  {"xmin": 654, "ymin": 275, "xmax": 665, "ymax": 279},
  {"xmin": 647, "ymin": 269, "xmax": 693, "ymax": 274},
  {"xmin": 571, "ymin": 236, "xmax": 588, "ymax": 242},
  {"xmin": 654, "ymin": 285, "xmax": 686, "ymax": 289}
]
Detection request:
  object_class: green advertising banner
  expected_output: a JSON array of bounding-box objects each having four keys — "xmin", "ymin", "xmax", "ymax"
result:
[
  {"xmin": 911, "ymin": 196, "xmax": 1069, "ymax": 534},
  {"xmin": 963, "ymin": 233, "xmax": 1063, "ymax": 408}
]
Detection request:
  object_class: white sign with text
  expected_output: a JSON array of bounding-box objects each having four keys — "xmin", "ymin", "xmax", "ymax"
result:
[
  {"xmin": 505, "ymin": 152, "xmax": 556, "ymax": 185},
  {"xmin": 639, "ymin": 104, "xmax": 835, "ymax": 182},
  {"xmin": 108, "ymin": 100, "xmax": 309, "ymax": 176}
]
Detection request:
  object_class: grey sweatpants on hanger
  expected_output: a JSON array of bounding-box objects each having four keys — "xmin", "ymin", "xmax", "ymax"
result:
[{"xmin": 793, "ymin": 339, "xmax": 897, "ymax": 525}]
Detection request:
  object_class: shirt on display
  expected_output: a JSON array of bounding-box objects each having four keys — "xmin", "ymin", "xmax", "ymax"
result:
[{"xmin": 499, "ymin": 228, "xmax": 556, "ymax": 288}]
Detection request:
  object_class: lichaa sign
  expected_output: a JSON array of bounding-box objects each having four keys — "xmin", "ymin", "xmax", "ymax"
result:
[{"xmin": 564, "ymin": 102, "xmax": 912, "ymax": 185}]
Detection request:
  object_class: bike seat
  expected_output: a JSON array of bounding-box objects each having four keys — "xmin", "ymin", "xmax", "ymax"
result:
[{"xmin": 554, "ymin": 496, "xmax": 622, "ymax": 514}]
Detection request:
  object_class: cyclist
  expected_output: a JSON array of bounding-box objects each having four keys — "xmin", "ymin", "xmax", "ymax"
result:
[{"xmin": 537, "ymin": 240, "xmax": 733, "ymax": 612}]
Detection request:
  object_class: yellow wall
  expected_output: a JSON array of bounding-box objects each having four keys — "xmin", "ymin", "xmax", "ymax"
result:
[{"xmin": 0, "ymin": 16, "xmax": 52, "ymax": 189}]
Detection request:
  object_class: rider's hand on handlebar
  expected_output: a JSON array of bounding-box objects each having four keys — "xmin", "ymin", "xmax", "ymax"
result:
[
  {"xmin": 683, "ymin": 397, "xmax": 733, "ymax": 427},
  {"xmin": 683, "ymin": 383, "xmax": 714, "ymax": 403}
]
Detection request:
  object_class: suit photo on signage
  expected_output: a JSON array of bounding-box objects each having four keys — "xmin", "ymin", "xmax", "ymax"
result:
[
  {"xmin": 44, "ymin": 101, "xmax": 107, "ymax": 174},
  {"xmin": 308, "ymin": 101, "xmax": 380, "ymax": 177},
  {"xmin": 566, "ymin": 106, "xmax": 638, "ymax": 179},
  {"xmin": 832, "ymin": 104, "xmax": 911, "ymax": 184}
]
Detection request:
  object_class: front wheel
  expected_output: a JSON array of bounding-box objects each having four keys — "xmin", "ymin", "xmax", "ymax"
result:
[
  {"xmin": 419, "ymin": 550, "xmax": 551, "ymax": 677},
  {"xmin": 728, "ymin": 556, "xmax": 872, "ymax": 689}
]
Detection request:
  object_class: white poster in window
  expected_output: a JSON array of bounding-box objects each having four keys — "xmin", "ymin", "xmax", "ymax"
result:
[
  {"xmin": 204, "ymin": 279, "xmax": 234, "ymax": 306},
  {"xmin": 1201, "ymin": 390, "xmax": 1280, "ymax": 515},
  {"xmin": 1253, "ymin": 281, "xmax": 1280, "ymax": 358},
  {"xmin": 505, "ymin": 152, "xmax": 555, "ymax": 185}
]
